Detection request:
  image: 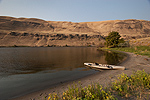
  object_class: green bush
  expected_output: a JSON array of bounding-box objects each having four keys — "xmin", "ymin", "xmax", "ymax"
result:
[
  {"xmin": 112, "ymin": 70, "xmax": 150, "ymax": 99},
  {"xmin": 105, "ymin": 31, "xmax": 125, "ymax": 48},
  {"xmin": 48, "ymin": 82, "xmax": 116, "ymax": 100},
  {"xmin": 118, "ymin": 41, "xmax": 130, "ymax": 47}
]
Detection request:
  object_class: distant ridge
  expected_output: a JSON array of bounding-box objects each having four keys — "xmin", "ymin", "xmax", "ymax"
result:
[
  {"xmin": 0, "ymin": 16, "xmax": 150, "ymax": 36},
  {"xmin": 0, "ymin": 16, "xmax": 150, "ymax": 47}
]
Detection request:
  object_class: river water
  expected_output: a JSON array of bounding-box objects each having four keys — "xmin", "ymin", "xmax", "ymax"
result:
[{"xmin": 0, "ymin": 47, "xmax": 126, "ymax": 100}]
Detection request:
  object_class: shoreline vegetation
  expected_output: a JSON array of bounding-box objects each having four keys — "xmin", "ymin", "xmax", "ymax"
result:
[
  {"xmin": 46, "ymin": 46, "xmax": 150, "ymax": 100},
  {"xmin": 101, "ymin": 46, "xmax": 150, "ymax": 58},
  {"xmin": 48, "ymin": 70, "xmax": 150, "ymax": 100}
]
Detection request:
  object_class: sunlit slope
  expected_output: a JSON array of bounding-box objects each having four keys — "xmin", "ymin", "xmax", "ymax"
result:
[{"xmin": 0, "ymin": 16, "xmax": 150, "ymax": 46}]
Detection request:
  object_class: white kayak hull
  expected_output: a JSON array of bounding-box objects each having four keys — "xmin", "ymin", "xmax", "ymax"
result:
[{"xmin": 84, "ymin": 63, "xmax": 125, "ymax": 70}]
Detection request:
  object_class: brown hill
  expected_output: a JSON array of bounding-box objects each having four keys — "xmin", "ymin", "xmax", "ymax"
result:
[
  {"xmin": 0, "ymin": 16, "xmax": 54, "ymax": 33},
  {"xmin": 0, "ymin": 16, "xmax": 150, "ymax": 47},
  {"xmin": 84, "ymin": 19, "xmax": 150, "ymax": 38},
  {"xmin": 0, "ymin": 16, "xmax": 97, "ymax": 34}
]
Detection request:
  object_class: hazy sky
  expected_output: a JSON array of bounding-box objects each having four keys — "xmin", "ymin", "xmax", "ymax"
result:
[{"xmin": 0, "ymin": 0, "xmax": 150, "ymax": 22}]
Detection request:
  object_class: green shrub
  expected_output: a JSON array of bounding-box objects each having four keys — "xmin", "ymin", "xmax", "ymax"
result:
[
  {"xmin": 48, "ymin": 82, "xmax": 116, "ymax": 100},
  {"xmin": 105, "ymin": 31, "xmax": 125, "ymax": 48},
  {"xmin": 112, "ymin": 70, "xmax": 150, "ymax": 99},
  {"xmin": 118, "ymin": 41, "xmax": 130, "ymax": 47}
]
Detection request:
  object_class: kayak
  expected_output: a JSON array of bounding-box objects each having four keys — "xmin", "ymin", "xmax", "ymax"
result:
[{"xmin": 84, "ymin": 63, "xmax": 125, "ymax": 70}]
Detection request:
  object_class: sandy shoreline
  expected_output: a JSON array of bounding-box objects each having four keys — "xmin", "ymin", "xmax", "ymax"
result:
[{"xmin": 11, "ymin": 51, "xmax": 150, "ymax": 100}]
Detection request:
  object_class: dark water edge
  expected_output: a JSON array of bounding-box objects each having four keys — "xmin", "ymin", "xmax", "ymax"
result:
[
  {"xmin": 98, "ymin": 49, "xmax": 127, "ymax": 65},
  {"xmin": 0, "ymin": 47, "xmax": 127, "ymax": 100}
]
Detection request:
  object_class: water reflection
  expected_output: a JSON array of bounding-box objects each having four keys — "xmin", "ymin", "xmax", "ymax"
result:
[
  {"xmin": 0, "ymin": 47, "xmax": 106, "ymax": 75},
  {"xmin": 0, "ymin": 47, "xmax": 127, "ymax": 100},
  {"xmin": 103, "ymin": 50, "xmax": 126, "ymax": 65},
  {"xmin": 0, "ymin": 47, "xmax": 126, "ymax": 75}
]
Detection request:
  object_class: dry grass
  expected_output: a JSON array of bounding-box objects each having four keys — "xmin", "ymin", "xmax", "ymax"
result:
[{"xmin": 130, "ymin": 37, "xmax": 150, "ymax": 46}]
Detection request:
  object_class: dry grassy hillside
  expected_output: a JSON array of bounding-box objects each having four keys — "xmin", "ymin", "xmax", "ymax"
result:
[
  {"xmin": 84, "ymin": 19, "xmax": 150, "ymax": 38},
  {"xmin": 0, "ymin": 16, "xmax": 150, "ymax": 47},
  {"xmin": 0, "ymin": 16, "xmax": 150, "ymax": 37}
]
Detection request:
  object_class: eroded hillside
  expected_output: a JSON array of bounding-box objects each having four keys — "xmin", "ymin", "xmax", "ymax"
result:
[
  {"xmin": 0, "ymin": 16, "xmax": 150, "ymax": 47},
  {"xmin": 0, "ymin": 32, "xmax": 104, "ymax": 47},
  {"xmin": 84, "ymin": 19, "xmax": 150, "ymax": 38}
]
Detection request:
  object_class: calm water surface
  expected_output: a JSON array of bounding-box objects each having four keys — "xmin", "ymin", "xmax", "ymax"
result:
[{"xmin": 0, "ymin": 47, "xmax": 126, "ymax": 99}]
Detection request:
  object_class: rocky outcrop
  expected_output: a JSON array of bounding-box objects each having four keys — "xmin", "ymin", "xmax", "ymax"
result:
[
  {"xmin": 0, "ymin": 16, "xmax": 150, "ymax": 47},
  {"xmin": 0, "ymin": 32, "xmax": 104, "ymax": 47}
]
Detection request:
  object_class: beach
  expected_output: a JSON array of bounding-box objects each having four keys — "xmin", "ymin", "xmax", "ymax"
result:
[{"xmin": 11, "ymin": 51, "xmax": 150, "ymax": 100}]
